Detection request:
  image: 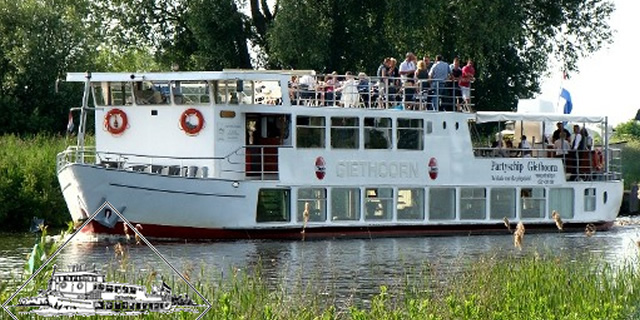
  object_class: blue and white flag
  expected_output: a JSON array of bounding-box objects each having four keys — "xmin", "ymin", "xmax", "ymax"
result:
[{"xmin": 559, "ymin": 88, "xmax": 572, "ymax": 114}]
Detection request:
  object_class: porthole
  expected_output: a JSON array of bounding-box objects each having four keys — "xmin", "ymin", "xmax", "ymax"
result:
[
  {"xmin": 603, "ymin": 191, "xmax": 608, "ymax": 204},
  {"xmin": 60, "ymin": 282, "xmax": 67, "ymax": 289},
  {"xmin": 77, "ymin": 283, "xmax": 83, "ymax": 290},
  {"xmin": 455, "ymin": 122, "xmax": 459, "ymax": 130},
  {"xmin": 443, "ymin": 121, "xmax": 447, "ymax": 130}
]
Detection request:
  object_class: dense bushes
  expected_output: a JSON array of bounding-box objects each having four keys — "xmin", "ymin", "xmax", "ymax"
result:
[{"xmin": 0, "ymin": 135, "xmax": 70, "ymax": 231}]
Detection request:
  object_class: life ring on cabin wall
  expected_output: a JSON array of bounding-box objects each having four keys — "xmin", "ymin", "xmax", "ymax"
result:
[
  {"xmin": 104, "ymin": 108, "xmax": 128, "ymax": 135},
  {"xmin": 180, "ymin": 108, "xmax": 205, "ymax": 136}
]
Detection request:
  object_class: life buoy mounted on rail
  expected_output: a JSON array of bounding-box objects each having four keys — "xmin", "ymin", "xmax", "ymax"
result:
[
  {"xmin": 104, "ymin": 108, "xmax": 128, "ymax": 135},
  {"xmin": 180, "ymin": 108, "xmax": 204, "ymax": 136}
]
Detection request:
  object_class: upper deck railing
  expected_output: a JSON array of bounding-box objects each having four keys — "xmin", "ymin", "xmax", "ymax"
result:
[
  {"xmin": 79, "ymin": 72, "xmax": 473, "ymax": 112},
  {"xmin": 287, "ymin": 75, "xmax": 474, "ymax": 112}
]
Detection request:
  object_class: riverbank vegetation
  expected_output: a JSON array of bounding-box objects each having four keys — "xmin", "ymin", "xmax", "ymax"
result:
[
  {"xmin": 3, "ymin": 247, "xmax": 640, "ymax": 319},
  {"xmin": 0, "ymin": 135, "xmax": 73, "ymax": 231}
]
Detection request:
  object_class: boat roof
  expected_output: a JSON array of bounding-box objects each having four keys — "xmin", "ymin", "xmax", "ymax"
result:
[
  {"xmin": 475, "ymin": 112, "xmax": 606, "ymax": 123},
  {"xmin": 66, "ymin": 69, "xmax": 314, "ymax": 83}
]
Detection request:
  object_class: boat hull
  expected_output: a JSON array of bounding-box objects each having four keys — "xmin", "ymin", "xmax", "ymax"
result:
[{"xmin": 58, "ymin": 162, "xmax": 622, "ymax": 241}]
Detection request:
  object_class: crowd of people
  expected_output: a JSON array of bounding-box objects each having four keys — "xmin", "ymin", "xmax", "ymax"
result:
[
  {"xmin": 288, "ymin": 52, "xmax": 475, "ymax": 111},
  {"xmin": 489, "ymin": 122, "xmax": 601, "ymax": 180}
]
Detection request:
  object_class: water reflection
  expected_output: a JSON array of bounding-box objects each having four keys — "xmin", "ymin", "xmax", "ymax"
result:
[{"xmin": 2, "ymin": 220, "xmax": 640, "ymax": 300}]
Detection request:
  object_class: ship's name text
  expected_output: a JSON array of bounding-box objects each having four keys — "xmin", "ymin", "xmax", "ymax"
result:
[
  {"xmin": 337, "ymin": 161, "xmax": 419, "ymax": 179},
  {"xmin": 491, "ymin": 160, "xmax": 558, "ymax": 173}
]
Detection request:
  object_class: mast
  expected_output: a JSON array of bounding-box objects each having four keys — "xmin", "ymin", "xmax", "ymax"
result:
[{"xmin": 76, "ymin": 71, "xmax": 91, "ymax": 163}]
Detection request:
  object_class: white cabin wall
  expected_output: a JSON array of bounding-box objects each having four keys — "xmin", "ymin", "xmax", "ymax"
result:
[{"xmin": 95, "ymin": 106, "xmax": 215, "ymax": 169}]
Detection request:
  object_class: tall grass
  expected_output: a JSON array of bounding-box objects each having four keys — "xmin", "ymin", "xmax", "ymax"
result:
[
  {"xmin": 0, "ymin": 134, "xmax": 73, "ymax": 231},
  {"xmin": 4, "ymin": 248, "xmax": 640, "ymax": 319}
]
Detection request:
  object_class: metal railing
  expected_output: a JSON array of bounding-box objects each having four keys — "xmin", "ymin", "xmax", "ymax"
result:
[
  {"xmin": 287, "ymin": 75, "xmax": 474, "ymax": 111},
  {"xmin": 56, "ymin": 145, "xmax": 291, "ymax": 181},
  {"xmin": 473, "ymin": 145, "xmax": 622, "ymax": 181}
]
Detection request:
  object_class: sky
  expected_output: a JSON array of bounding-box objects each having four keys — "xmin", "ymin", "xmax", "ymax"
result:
[{"xmin": 538, "ymin": 0, "xmax": 638, "ymax": 126}]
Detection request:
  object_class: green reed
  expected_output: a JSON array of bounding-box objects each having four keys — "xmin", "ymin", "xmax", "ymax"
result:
[{"xmin": 4, "ymin": 246, "xmax": 640, "ymax": 320}]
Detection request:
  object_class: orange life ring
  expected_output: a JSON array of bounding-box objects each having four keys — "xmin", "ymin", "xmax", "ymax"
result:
[
  {"xmin": 180, "ymin": 108, "xmax": 204, "ymax": 135},
  {"xmin": 104, "ymin": 108, "xmax": 128, "ymax": 135}
]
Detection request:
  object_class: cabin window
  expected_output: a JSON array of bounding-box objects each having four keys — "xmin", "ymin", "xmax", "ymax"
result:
[
  {"xmin": 106, "ymin": 285, "xmax": 113, "ymax": 293},
  {"xmin": 490, "ymin": 188, "xmax": 516, "ymax": 219},
  {"xmin": 217, "ymin": 79, "xmax": 254, "ymax": 104},
  {"xmin": 397, "ymin": 188, "xmax": 425, "ymax": 220},
  {"xmin": 254, "ymin": 81, "xmax": 283, "ymax": 105},
  {"xmin": 584, "ymin": 188, "xmax": 596, "ymax": 212},
  {"xmin": 133, "ymin": 81, "xmax": 170, "ymax": 105},
  {"xmin": 429, "ymin": 188, "xmax": 456, "ymax": 220},
  {"xmin": 331, "ymin": 188, "xmax": 360, "ymax": 221},
  {"xmin": 426, "ymin": 121, "xmax": 433, "ymax": 134},
  {"xmin": 549, "ymin": 188, "xmax": 574, "ymax": 218},
  {"xmin": 297, "ymin": 188, "xmax": 327, "ymax": 223},
  {"xmin": 365, "ymin": 188, "xmax": 393, "ymax": 220},
  {"xmin": 331, "ymin": 117, "xmax": 359, "ymax": 149},
  {"xmin": 256, "ymin": 189, "xmax": 290, "ymax": 222},
  {"xmin": 521, "ymin": 188, "xmax": 546, "ymax": 219},
  {"xmin": 93, "ymin": 82, "xmax": 133, "ymax": 106},
  {"xmin": 296, "ymin": 116, "xmax": 325, "ymax": 148},
  {"xmin": 364, "ymin": 117, "xmax": 392, "ymax": 149},
  {"xmin": 172, "ymin": 81, "xmax": 210, "ymax": 105},
  {"xmin": 460, "ymin": 188, "xmax": 486, "ymax": 220},
  {"xmin": 397, "ymin": 119, "xmax": 424, "ymax": 150}
]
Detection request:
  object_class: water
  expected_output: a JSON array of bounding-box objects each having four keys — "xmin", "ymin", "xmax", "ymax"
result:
[{"xmin": 2, "ymin": 218, "xmax": 640, "ymax": 301}]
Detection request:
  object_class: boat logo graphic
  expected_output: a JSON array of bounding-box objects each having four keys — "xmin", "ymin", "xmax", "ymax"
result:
[
  {"xmin": 15, "ymin": 264, "xmax": 201, "ymax": 317},
  {"xmin": 315, "ymin": 156, "xmax": 326, "ymax": 180},
  {"xmin": 428, "ymin": 157, "xmax": 438, "ymax": 180}
]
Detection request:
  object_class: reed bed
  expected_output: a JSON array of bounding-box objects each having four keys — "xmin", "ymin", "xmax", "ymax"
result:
[{"xmin": 4, "ymin": 246, "xmax": 640, "ymax": 320}]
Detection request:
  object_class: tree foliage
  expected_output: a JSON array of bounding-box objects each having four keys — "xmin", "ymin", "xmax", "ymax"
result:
[{"xmin": 0, "ymin": 0, "xmax": 618, "ymax": 134}]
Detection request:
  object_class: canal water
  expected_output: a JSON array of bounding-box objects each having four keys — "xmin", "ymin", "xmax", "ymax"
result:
[{"xmin": 2, "ymin": 218, "xmax": 640, "ymax": 302}]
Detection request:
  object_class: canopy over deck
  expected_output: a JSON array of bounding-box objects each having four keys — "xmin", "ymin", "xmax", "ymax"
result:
[{"xmin": 475, "ymin": 112, "xmax": 606, "ymax": 124}]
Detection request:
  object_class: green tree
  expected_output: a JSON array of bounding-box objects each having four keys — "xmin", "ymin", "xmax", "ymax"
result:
[
  {"xmin": 613, "ymin": 119, "xmax": 640, "ymax": 141},
  {"xmin": 267, "ymin": 0, "xmax": 614, "ymax": 111},
  {"xmin": 0, "ymin": 0, "xmax": 99, "ymax": 134}
]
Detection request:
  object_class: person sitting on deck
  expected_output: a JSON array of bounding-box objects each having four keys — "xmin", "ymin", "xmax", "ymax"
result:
[{"xmin": 517, "ymin": 135, "xmax": 532, "ymax": 157}]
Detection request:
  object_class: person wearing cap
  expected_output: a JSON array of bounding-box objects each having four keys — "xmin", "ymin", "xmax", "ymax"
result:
[{"xmin": 551, "ymin": 122, "xmax": 571, "ymax": 143}]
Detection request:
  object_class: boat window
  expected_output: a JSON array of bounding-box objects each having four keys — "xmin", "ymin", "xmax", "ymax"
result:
[
  {"xmin": 106, "ymin": 285, "xmax": 113, "ymax": 292},
  {"xmin": 93, "ymin": 82, "xmax": 133, "ymax": 106},
  {"xmin": 331, "ymin": 188, "xmax": 360, "ymax": 221},
  {"xmin": 521, "ymin": 188, "xmax": 546, "ymax": 219},
  {"xmin": 256, "ymin": 189, "xmax": 291, "ymax": 222},
  {"xmin": 254, "ymin": 80, "xmax": 283, "ymax": 105},
  {"xmin": 426, "ymin": 121, "xmax": 433, "ymax": 134},
  {"xmin": 397, "ymin": 188, "xmax": 425, "ymax": 220},
  {"xmin": 296, "ymin": 116, "xmax": 325, "ymax": 148},
  {"xmin": 549, "ymin": 188, "xmax": 574, "ymax": 218},
  {"xmin": 297, "ymin": 188, "xmax": 327, "ymax": 223},
  {"xmin": 364, "ymin": 117, "xmax": 392, "ymax": 149},
  {"xmin": 584, "ymin": 188, "xmax": 596, "ymax": 212},
  {"xmin": 133, "ymin": 81, "xmax": 170, "ymax": 105},
  {"xmin": 172, "ymin": 81, "xmax": 210, "ymax": 105},
  {"xmin": 331, "ymin": 117, "xmax": 359, "ymax": 149},
  {"xmin": 460, "ymin": 188, "xmax": 486, "ymax": 220},
  {"xmin": 490, "ymin": 188, "xmax": 516, "ymax": 219},
  {"xmin": 429, "ymin": 188, "xmax": 456, "ymax": 220},
  {"xmin": 365, "ymin": 188, "xmax": 393, "ymax": 220},
  {"xmin": 397, "ymin": 119, "xmax": 424, "ymax": 150}
]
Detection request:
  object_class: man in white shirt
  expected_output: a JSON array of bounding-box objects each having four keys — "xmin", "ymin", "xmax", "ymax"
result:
[{"xmin": 399, "ymin": 52, "xmax": 416, "ymax": 82}]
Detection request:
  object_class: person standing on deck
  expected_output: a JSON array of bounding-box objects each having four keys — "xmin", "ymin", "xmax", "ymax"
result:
[{"xmin": 429, "ymin": 55, "xmax": 450, "ymax": 111}]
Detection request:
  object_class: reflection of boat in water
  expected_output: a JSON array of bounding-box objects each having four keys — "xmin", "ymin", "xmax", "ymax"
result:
[
  {"xmin": 17, "ymin": 264, "xmax": 195, "ymax": 314},
  {"xmin": 56, "ymin": 70, "xmax": 623, "ymax": 240}
]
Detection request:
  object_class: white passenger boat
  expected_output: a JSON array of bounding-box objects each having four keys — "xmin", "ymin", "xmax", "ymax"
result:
[{"xmin": 56, "ymin": 70, "xmax": 623, "ymax": 240}]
